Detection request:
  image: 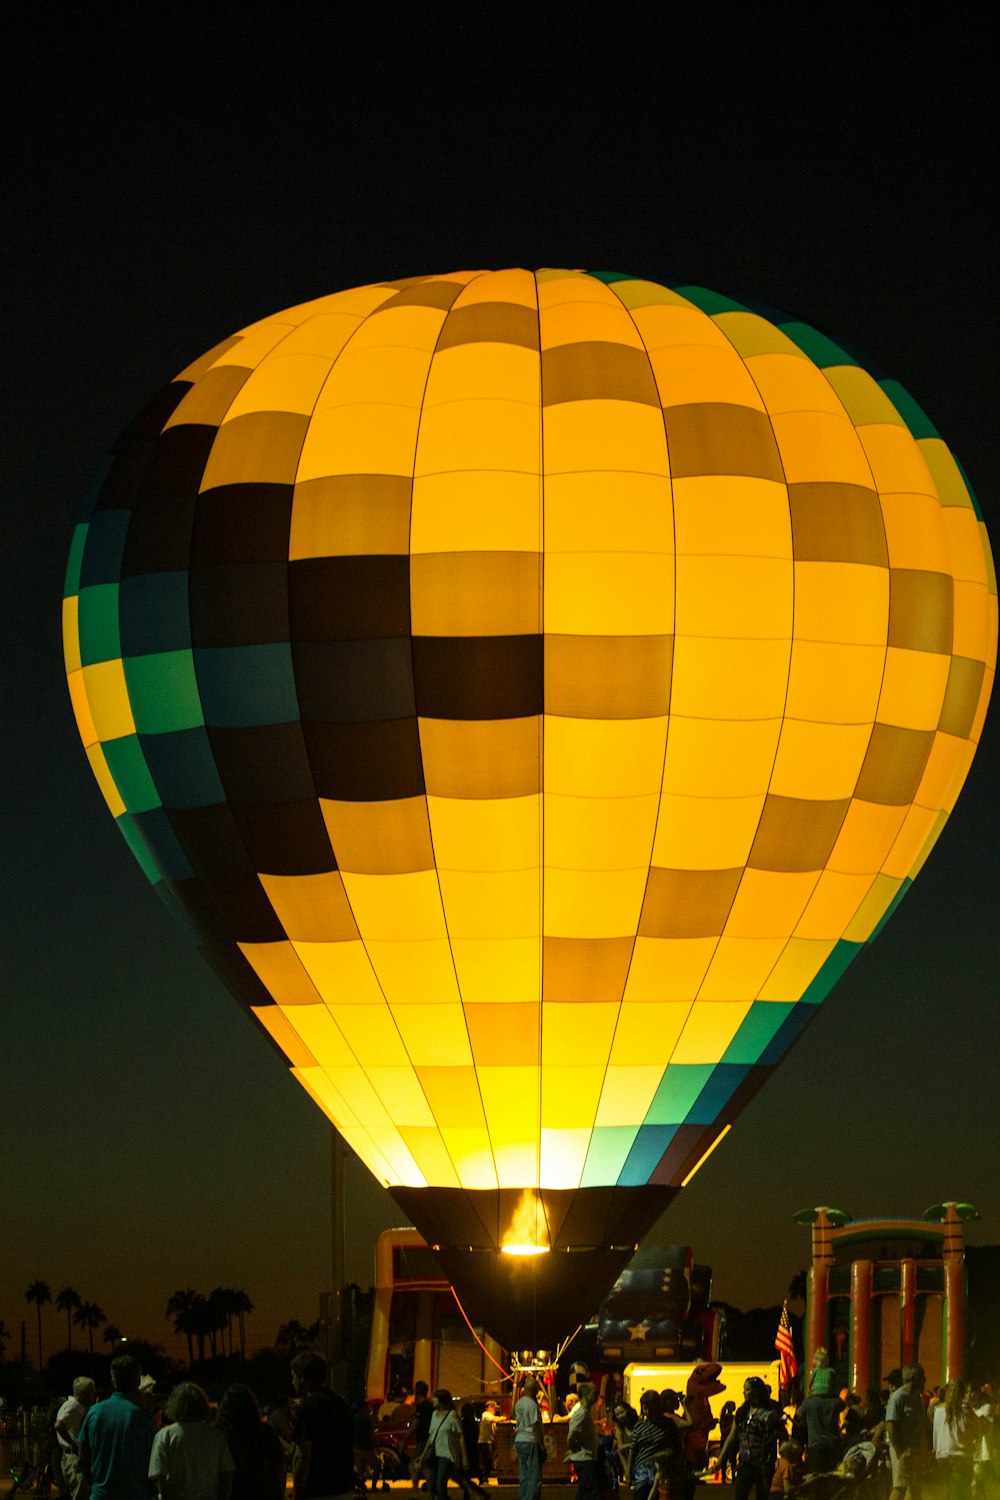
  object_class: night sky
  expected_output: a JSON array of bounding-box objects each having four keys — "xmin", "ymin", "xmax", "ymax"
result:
[{"xmin": 4, "ymin": 20, "xmax": 996, "ymax": 1366}]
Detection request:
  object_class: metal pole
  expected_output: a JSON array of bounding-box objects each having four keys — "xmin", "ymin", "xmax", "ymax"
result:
[{"xmin": 331, "ymin": 1125, "xmax": 345, "ymax": 1376}]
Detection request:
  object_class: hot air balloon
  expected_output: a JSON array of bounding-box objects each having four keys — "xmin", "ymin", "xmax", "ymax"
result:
[{"xmin": 63, "ymin": 269, "xmax": 995, "ymax": 1344}]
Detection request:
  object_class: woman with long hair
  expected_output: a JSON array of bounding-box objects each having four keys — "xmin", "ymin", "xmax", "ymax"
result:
[
  {"xmin": 149, "ymin": 1383, "xmax": 235, "ymax": 1500},
  {"xmin": 215, "ymin": 1384, "xmax": 286, "ymax": 1500},
  {"xmin": 932, "ymin": 1379, "xmax": 982, "ymax": 1499},
  {"xmin": 426, "ymin": 1389, "xmax": 480, "ymax": 1500},
  {"xmin": 629, "ymin": 1391, "xmax": 678, "ymax": 1500}
]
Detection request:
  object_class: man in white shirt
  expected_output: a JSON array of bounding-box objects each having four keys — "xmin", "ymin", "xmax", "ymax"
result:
[
  {"xmin": 513, "ymin": 1378, "xmax": 546, "ymax": 1500},
  {"xmin": 56, "ymin": 1377, "xmax": 97, "ymax": 1499}
]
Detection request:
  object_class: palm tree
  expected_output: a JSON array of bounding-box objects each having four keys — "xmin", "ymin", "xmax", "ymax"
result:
[
  {"xmin": 187, "ymin": 1296, "xmax": 213, "ymax": 1364},
  {"xmin": 787, "ymin": 1270, "xmax": 808, "ymax": 1305},
  {"xmin": 73, "ymin": 1302, "xmax": 106, "ymax": 1355},
  {"xmin": 56, "ymin": 1287, "xmax": 82, "ymax": 1351},
  {"xmin": 0, "ymin": 1318, "xmax": 9, "ymax": 1359},
  {"xmin": 231, "ymin": 1289, "xmax": 254, "ymax": 1357},
  {"xmin": 166, "ymin": 1289, "xmax": 199, "ymax": 1367},
  {"xmin": 276, "ymin": 1319, "xmax": 307, "ymax": 1357},
  {"xmin": 103, "ymin": 1324, "xmax": 123, "ymax": 1350},
  {"xmin": 207, "ymin": 1289, "xmax": 232, "ymax": 1358},
  {"xmin": 25, "ymin": 1280, "xmax": 51, "ymax": 1368}
]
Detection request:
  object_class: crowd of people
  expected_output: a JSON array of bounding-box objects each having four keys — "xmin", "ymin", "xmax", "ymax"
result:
[
  {"xmin": 15, "ymin": 1348, "xmax": 356, "ymax": 1500},
  {"xmin": 9, "ymin": 1352, "xmax": 998, "ymax": 1499},
  {"xmin": 507, "ymin": 1356, "xmax": 999, "ymax": 1499}
]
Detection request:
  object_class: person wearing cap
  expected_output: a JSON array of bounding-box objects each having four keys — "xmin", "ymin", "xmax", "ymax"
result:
[{"xmin": 709, "ymin": 1377, "xmax": 786, "ymax": 1498}]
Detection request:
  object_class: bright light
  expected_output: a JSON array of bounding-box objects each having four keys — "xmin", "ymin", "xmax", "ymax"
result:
[{"xmin": 501, "ymin": 1244, "xmax": 551, "ymax": 1257}]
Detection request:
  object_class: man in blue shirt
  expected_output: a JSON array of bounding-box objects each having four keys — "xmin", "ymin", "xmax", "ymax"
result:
[{"xmin": 77, "ymin": 1355, "xmax": 155, "ymax": 1499}]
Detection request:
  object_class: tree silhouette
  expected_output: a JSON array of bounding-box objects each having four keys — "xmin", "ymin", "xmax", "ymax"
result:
[
  {"xmin": 205, "ymin": 1289, "xmax": 231, "ymax": 1359},
  {"xmin": 73, "ymin": 1302, "xmax": 106, "ymax": 1355},
  {"xmin": 209, "ymin": 1287, "xmax": 254, "ymax": 1357},
  {"xmin": 276, "ymin": 1319, "xmax": 307, "ymax": 1357},
  {"xmin": 181, "ymin": 1295, "xmax": 213, "ymax": 1364},
  {"xmin": 56, "ymin": 1287, "xmax": 82, "ymax": 1352},
  {"xmin": 231, "ymin": 1289, "xmax": 254, "ymax": 1357},
  {"xmin": 787, "ymin": 1270, "xmax": 808, "ymax": 1305},
  {"xmin": 166, "ymin": 1289, "xmax": 199, "ymax": 1367},
  {"xmin": 276, "ymin": 1319, "xmax": 321, "ymax": 1358},
  {"xmin": 25, "ymin": 1280, "xmax": 51, "ymax": 1368},
  {"xmin": 0, "ymin": 1319, "xmax": 9, "ymax": 1359},
  {"xmin": 103, "ymin": 1324, "xmax": 123, "ymax": 1349}
]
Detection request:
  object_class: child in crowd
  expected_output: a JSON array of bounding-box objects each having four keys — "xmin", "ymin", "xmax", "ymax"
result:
[
  {"xmin": 771, "ymin": 1438, "xmax": 804, "ymax": 1492},
  {"xmin": 646, "ymin": 1447, "xmax": 682, "ymax": 1500},
  {"xmin": 807, "ymin": 1348, "xmax": 836, "ymax": 1396}
]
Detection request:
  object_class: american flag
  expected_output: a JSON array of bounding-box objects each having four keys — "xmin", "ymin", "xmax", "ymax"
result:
[{"xmin": 774, "ymin": 1299, "xmax": 797, "ymax": 1389}]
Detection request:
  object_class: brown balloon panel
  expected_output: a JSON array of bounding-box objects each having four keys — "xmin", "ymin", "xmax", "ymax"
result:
[{"xmin": 389, "ymin": 1182, "xmax": 677, "ymax": 1345}]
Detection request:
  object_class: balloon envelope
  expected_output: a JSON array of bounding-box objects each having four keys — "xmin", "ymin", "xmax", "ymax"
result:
[{"xmin": 64, "ymin": 269, "xmax": 996, "ymax": 1339}]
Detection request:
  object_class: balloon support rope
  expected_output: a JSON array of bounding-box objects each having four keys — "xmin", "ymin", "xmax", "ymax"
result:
[{"xmin": 449, "ymin": 1285, "xmax": 512, "ymax": 1380}]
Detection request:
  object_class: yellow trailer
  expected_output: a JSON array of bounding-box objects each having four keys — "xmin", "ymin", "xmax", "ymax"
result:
[{"xmin": 624, "ymin": 1359, "xmax": 782, "ymax": 1425}]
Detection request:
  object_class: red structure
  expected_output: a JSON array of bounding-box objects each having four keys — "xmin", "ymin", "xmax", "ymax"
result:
[{"xmin": 796, "ymin": 1202, "xmax": 979, "ymax": 1392}]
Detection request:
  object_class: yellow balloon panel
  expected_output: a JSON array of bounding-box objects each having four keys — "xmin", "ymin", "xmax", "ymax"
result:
[{"xmin": 64, "ymin": 269, "xmax": 996, "ymax": 1200}]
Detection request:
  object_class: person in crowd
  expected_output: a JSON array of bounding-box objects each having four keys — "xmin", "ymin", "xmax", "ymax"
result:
[
  {"xmin": 658, "ymin": 1392, "xmax": 691, "ymax": 1435},
  {"xmin": 807, "ymin": 1349, "xmax": 836, "ymax": 1397},
  {"xmin": 930, "ymin": 1379, "xmax": 980, "ymax": 1500},
  {"xmin": 841, "ymin": 1392, "xmax": 865, "ymax": 1445},
  {"xmin": 885, "ymin": 1364, "xmax": 928, "ymax": 1500},
  {"xmin": 565, "ymin": 1382, "xmax": 600, "ymax": 1500},
  {"xmin": 513, "ymin": 1378, "xmax": 545, "ymax": 1500},
  {"xmin": 56, "ymin": 1377, "xmax": 96, "ymax": 1500},
  {"xmin": 611, "ymin": 1402, "xmax": 636, "ymax": 1483},
  {"xmin": 716, "ymin": 1402, "xmax": 737, "ymax": 1484},
  {"xmin": 629, "ymin": 1391, "xmax": 677, "ymax": 1500},
  {"xmin": 391, "ymin": 1389, "xmax": 414, "ymax": 1425},
  {"xmin": 407, "ymin": 1381, "xmax": 435, "ymax": 1487},
  {"xmin": 794, "ymin": 1380, "xmax": 844, "ymax": 1473},
  {"xmin": 682, "ymin": 1364, "xmax": 724, "ymax": 1476},
  {"xmin": 354, "ymin": 1401, "xmax": 378, "ymax": 1492},
  {"xmin": 425, "ymin": 1390, "xmax": 466, "ymax": 1500},
  {"xmin": 149, "ymin": 1382, "xmax": 234, "ymax": 1499},
  {"xmin": 770, "ymin": 1438, "xmax": 803, "ymax": 1493},
  {"xmin": 477, "ymin": 1401, "xmax": 499, "ymax": 1483},
  {"xmin": 289, "ymin": 1350, "xmax": 354, "ymax": 1500},
  {"xmin": 266, "ymin": 1393, "xmax": 295, "ymax": 1454},
  {"xmin": 645, "ymin": 1446, "xmax": 684, "ymax": 1500},
  {"xmin": 601, "ymin": 1373, "xmax": 625, "ymax": 1415},
  {"xmin": 216, "ymin": 1384, "xmax": 286, "ymax": 1500},
  {"xmin": 860, "ymin": 1388, "xmax": 884, "ymax": 1434},
  {"xmin": 709, "ymin": 1377, "xmax": 786, "ymax": 1500},
  {"xmin": 40, "ymin": 1397, "xmax": 66, "ymax": 1497},
  {"xmin": 971, "ymin": 1385, "xmax": 994, "ymax": 1499},
  {"xmin": 78, "ymin": 1355, "xmax": 155, "ymax": 1500}
]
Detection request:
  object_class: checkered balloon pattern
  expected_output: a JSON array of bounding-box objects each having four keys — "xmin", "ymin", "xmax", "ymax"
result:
[{"xmin": 64, "ymin": 269, "xmax": 996, "ymax": 1197}]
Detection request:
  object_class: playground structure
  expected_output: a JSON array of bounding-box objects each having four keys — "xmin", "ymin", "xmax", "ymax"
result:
[
  {"xmin": 366, "ymin": 1228, "xmax": 505, "ymax": 1406},
  {"xmin": 798, "ymin": 1200, "xmax": 978, "ymax": 1393}
]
